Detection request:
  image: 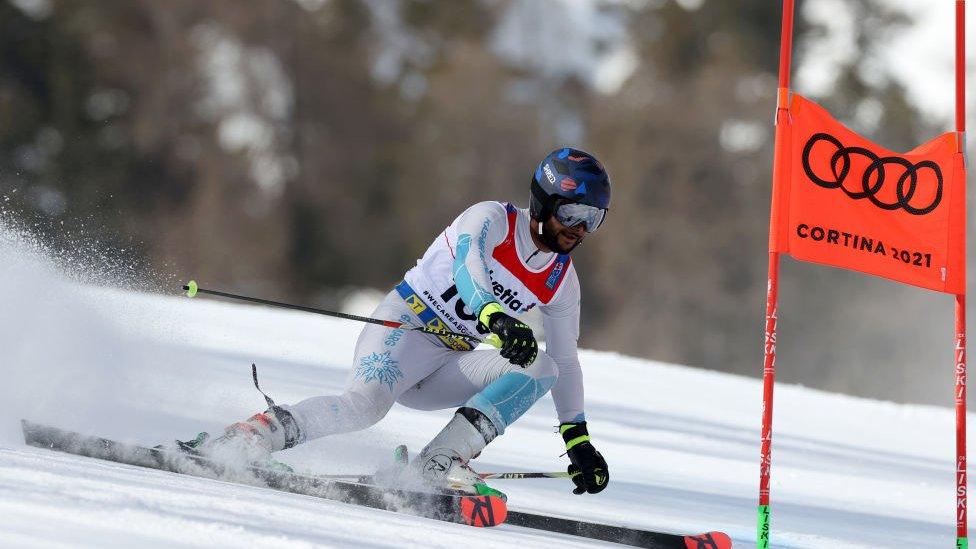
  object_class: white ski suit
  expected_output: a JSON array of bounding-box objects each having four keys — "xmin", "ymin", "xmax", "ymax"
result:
[{"xmin": 282, "ymin": 201, "xmax": 586, "ymax": 442}]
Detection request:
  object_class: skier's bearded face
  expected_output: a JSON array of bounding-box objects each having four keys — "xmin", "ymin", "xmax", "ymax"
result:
[{"xmin": 544, "ymin": 215, "xmax": 587, "ymax": 254}]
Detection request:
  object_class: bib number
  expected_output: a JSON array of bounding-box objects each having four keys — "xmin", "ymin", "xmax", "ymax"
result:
[{"xmin": 440, "ymin": 285, "xmax": 491, "ymax": 335}]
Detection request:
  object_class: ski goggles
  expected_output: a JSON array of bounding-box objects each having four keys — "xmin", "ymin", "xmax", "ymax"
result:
[{"xmin": 554, "ymin": 202, "xmax": 607, "ymax": 233}]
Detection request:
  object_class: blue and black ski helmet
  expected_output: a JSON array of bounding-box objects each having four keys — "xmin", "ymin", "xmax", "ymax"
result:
[{"xmin": 530, "ymin": 147, "xmax": 611, "ymax": 224}]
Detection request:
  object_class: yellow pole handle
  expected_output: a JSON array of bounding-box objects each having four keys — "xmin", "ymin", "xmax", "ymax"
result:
[{"xmin": 484, "ymin": 333, "xmax": 503, "ymax": 349}]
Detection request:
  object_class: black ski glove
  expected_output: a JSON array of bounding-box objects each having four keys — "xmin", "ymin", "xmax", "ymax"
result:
[
  {"xmin": 479, "ymin": 303, "xmax": 538, "ymax": 367},
  {"xmin": 561, "ymin": 421, "xmax": 609, "ymax": 495}
]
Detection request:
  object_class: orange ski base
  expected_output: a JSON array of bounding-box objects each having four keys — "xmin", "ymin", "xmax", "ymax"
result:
[{"xmin": 459, "ymin": 495, "xmax": 508, "ymax": 527}]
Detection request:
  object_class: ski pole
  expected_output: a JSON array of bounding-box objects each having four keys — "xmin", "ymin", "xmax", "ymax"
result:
[
  {"xmin": 182, "ymin": 280, "xmax": 501, "ymax": 348},
  {"xmin": 479, "ymin": 471, "xmax": 572, "ymax": 480},
  {"xmin": 308, "ymin": 471, "xmax": 572, "ymax": 482}
]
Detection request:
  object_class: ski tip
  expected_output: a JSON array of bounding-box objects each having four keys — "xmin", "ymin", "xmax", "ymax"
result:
[
  {"xmin": 459, "ymin": 495, "xmax": 507, "ymax": 527},
  {"xmin": 684, "ymin": 531, "xmax": 732, "ymax": 549},
  {"xmin": 184, "ymin": 280, "xmax": 198, "ymax": 298},
  {"xmin": 393, "ymin": 444, "xmax": 409, "ymax": 465}
]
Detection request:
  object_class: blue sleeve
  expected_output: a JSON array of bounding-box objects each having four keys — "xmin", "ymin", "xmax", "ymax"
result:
[{"xmin": 452, "ymin": 202, "xmax": 508, "ymax": 316}]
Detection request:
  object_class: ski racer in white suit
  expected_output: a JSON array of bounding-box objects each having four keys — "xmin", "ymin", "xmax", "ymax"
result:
[{"xmin": 190, "ymin": 148, "xmax": 611, "ymax": 496}]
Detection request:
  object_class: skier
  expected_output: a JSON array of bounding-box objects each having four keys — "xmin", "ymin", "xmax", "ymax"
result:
[{"xmin": 183, "ymin": 148, "xmax": 611, "ymax": 497}]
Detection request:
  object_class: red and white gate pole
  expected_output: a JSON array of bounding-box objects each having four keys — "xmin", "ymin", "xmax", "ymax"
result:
[
  {"xmin": 757, "ymin": 1, "xmax": 794, "ymax": 547},
  {"xmin": 955, "ymin": 3, "xmax": 968, "ymax": 548}
]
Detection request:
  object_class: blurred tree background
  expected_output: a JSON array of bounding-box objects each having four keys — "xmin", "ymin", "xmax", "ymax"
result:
[{"xmin": 0, "ymin": 0, "xmax": 964, "ymax": 404}]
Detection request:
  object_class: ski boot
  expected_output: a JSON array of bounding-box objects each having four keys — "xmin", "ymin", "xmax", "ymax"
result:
[
  {"xmin": 176, "ymin": 406, "xmax": 302, "ymax": 472},
  {"xmin": 414, "ymin": 407, "xmax": 506, "ymax": 500}
]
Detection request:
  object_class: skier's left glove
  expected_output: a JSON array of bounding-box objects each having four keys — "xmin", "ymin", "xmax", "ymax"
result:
[{"xmin": 561, "ymin": 421, "xmax": 609, "ymax": 495}]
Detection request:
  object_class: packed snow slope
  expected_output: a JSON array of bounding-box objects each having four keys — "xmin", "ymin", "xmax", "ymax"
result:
[{"xmin": 0, "ymin": 227, "xmax": 970, "ymax": 548}]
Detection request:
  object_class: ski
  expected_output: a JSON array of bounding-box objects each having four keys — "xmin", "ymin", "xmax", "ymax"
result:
[
  {"xmin": 22, "ymin": 420, "xmax": 730, "ymax": 547},
  {"xmin": 345, "ymin": 449, "xmax": 731, "ymax": 548},
  {"xmin": 20, "ymin": 420, "xmax": 506, "ymax": 528},
  {"xmin": 505, "ymin": 511, "xmax": 732, "ymax": 549},
  {"xmin": 340, "ymin": 470, "xmax": 731, "ymax": 547}
]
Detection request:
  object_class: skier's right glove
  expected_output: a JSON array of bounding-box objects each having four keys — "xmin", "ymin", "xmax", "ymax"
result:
[
  {"xmin": 479, "ymin": 302, "xmax": 538, "ymax": 367},
  {"xmin": 561, "ymin": 421, "xmax": 609, "ymax": 495}
]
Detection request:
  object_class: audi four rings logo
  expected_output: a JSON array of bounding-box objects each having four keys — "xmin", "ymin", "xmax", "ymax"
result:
[{"xmin": 801, "ymin": 132, "xmax": 943, "ymax": 216}]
